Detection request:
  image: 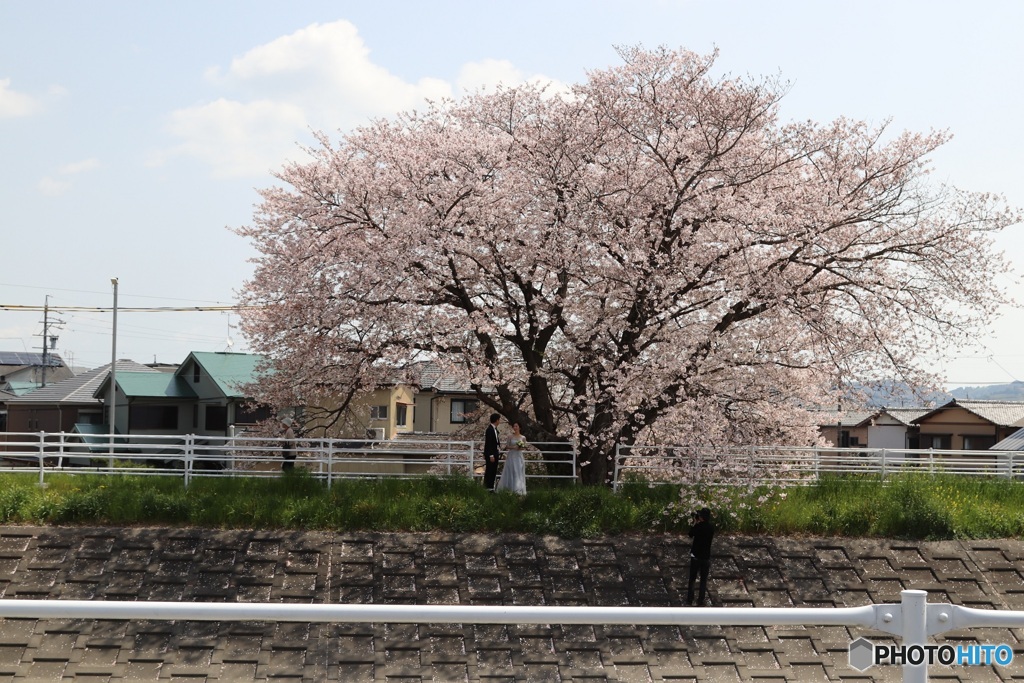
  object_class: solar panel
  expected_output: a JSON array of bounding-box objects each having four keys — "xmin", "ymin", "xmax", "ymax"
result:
[{"xmin": 0, "ymin": 351, "xmax": 65, "ymax": 367}]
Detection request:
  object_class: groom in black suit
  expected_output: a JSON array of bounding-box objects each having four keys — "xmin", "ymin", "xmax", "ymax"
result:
[{"xmin": 483, "ymin": 413, "xmax": 502, "ymax": 490}]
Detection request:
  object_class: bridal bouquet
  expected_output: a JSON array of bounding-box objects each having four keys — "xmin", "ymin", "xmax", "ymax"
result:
[{"xmin": 514, "ymin": 439, "xmax": 527, "ymax": 449}]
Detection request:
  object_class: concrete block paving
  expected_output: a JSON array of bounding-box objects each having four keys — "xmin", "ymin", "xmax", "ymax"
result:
[{"xmin": 0, "ymin": 527, "xmax": 1021, "ymax": 681}]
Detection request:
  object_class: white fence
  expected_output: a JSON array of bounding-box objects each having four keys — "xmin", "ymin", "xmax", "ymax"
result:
[
  {"xmin": 0, "ymin": 431, "xmax": 577, "ymax": 487},
  {"xmin": 612, "ymin": 445, "xmax": 1024, "ymax": 491},
  {"xmin": 5, "ymin": 433, "xmax": 1023, "ymax": 491},
  {"xmin": 0, "ymin": 590, "xmax": 1015, "ymax": 682}
]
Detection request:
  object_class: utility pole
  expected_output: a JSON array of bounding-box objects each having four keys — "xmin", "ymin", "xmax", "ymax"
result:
[
  {"xmin": 41, "ymin": 297, "xmax": 48, "ymax": 388},
  {"xmin": 109, "ymin": 278, "xmax": 118, "ymax": 442},
  {"xmin": 35, "ymin": 295, "xmax": 63, "ymax": 388}
]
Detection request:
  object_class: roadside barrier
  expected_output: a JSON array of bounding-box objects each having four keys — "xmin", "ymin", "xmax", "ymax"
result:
[{"xmin": 0, "ymin": 590, "xmax": 1016, "ymax": 682}]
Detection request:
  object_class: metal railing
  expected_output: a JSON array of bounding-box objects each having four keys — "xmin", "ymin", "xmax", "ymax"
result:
[
  {"xmin": 612, "ymin": 444, "xmax": 1024, "ymax": 491},
  {"xmin": 0, "ymin": 431, "xmax": 577, "ymax": 488},
  {"xmin": 0, "ymin": 590, "xmax": 1014, "ymax": 682}
]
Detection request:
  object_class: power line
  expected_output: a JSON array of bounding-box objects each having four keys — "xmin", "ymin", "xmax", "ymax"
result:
[
  {"xmin": 0, "ymin": 282, "xmax": 237, "ymax": 304},
  {"xmin": 0, "ymin": 304, "xmax": 249, "ymax": 313}
]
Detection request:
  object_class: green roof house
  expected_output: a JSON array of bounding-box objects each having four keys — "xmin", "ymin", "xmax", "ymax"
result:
[{"xmin": 94, "ymin": 351, "xmax": 269, "ymax": 437}]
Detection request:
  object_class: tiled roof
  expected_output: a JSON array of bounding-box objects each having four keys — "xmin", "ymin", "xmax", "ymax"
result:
[
  {"xmin": 813, "ymin": 410, "xmax": 875, "ymax": 428},
  {"xmin": 412, "ymin": 361, "xmax": 479, "ymax": 393},
  {"xmin": 7, "ymin": 360, "xmax": 157, "ymax": 404},
  {"xmin": 877, "ymin": 407, "xmax": 932, "ymax": 426},
  {"xmin": 914, "ymin": 399, "xmax": 1024, "ymax": 427}
]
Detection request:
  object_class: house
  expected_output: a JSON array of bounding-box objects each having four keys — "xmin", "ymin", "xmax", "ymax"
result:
[
  {"xmin": 93, "ymin": 351, "xmax": 270, "ymax": 437},
  {"xmin": 412, "ymin": 361, "xmax": 483, "ymax": 435},
  {"xmin": 912, "ymin": 399, "xmax": 1024, "ymax": 451},
  {"xmin": 816, "ymin": 409, "xmax": 875, "ymax": 448},
  {"xmin": 0, "ymin": 351, "xmax": 74, "ymax": 395},
  {"xmin": 0, "ymin": 387, "xmax": 17, "ymax": 431},
  {"xmin": 861, "ymin": 407, "xmax": 930, "ymax": 450},
  {"xmin": 4, "ymin": 360, "xmax": 157, "ymax": 433},
  {"xmin": 817, "ymin": 406, "xmax": 930, "ymax": 452},
  {"xmin": 303, "ymin": 383, "xmax": 417, "ymax": 440}
]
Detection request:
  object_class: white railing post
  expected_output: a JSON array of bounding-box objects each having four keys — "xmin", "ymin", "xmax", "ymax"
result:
[
  {"xmin": 612, "ymin": 444, "xmax": 622, "ymax": 492},
  {"xmin": 36, "ymin": 431, "xmax": 46, "ymax": 487},
  {"xmin": 572, "ymin": 441, "xmax": 578, "ymax": 485},
  {"xmin": 56, "ymin": 431, "xmax": 65, "ymax": 469},
  {"xmin": 184, "ymin": 434, "xmax": 194, "ymax": 489},
  {"xmin": 901, "ymin": 589, "xmax": 928, "ymax": 683},
  {"xmin": 468, "ymin": 441, "xmax": 475, "ymax": 481},
  {"xmin": 881, "ymin": 449, "xmax": 887, "ymax": 481},
  {"xmin": 326, "ymin": 439, "xmax": 334, "ymax": 490}
]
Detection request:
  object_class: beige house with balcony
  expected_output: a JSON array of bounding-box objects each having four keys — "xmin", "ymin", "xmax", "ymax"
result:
[{"xmin": 303, "ymin": 384, "xmax": 416, "ymax": 441}]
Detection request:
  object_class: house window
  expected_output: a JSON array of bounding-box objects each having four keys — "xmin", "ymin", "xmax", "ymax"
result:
[
  {"xmin": 923, "ymin": 434, "xmax": 952, "ymax": 450},
  {"xmin": 129, "ymin": 405, "xmax": 178, "ymax": 430},
  {"xmin": 396, "ymin": 404, "xmax": 409, "ymax": 426},
  {"xmin": 192, "ymin": 363, "xmax": 201, "ymax": 383},
  {"xmin": 450, "ymin": 399, "xmax": 478, "ymax": 424},
  {"xmin": 963, "ymin": 435, "xmax": 995, "ymax": 451},
  {"xmin": 370, "ymin": 405, "xmax": 388, "ymax": 420},
  {"xmin": 205, "ymin": 405, "xmax": 228, "ymax": 431}
]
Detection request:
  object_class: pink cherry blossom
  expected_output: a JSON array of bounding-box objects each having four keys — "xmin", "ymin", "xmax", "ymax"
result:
[{"xmin": 237, "ymin": 46, "xmax": 1017, "ymax": 486}]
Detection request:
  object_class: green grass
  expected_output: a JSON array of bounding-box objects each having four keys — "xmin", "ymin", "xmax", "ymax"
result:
[{"xmin": 3, "ymin": 471, "xmax": 1024, "ymax": 539}]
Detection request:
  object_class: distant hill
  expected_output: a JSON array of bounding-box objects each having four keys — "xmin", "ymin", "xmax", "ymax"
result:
[
  {"xmin": 851, "ymin": 380, "xmax": 1024, "ymax": 406},
  {"xmin": 851, "ymin": 381, "xmax": 950, "ymax": 408},
  {"xmin": 949, "ymin": 381, "xmax": 1024, "ymax": 401}
]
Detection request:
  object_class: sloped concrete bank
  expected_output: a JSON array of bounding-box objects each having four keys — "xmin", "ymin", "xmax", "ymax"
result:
[{"xmin": 0, "ymin": 526, "xmax": 1022, "ymax": 681}]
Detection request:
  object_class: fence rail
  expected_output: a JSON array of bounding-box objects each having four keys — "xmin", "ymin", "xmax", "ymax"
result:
[
  {"xmin": 0, "ymin": 431, "xmax": 577, "ymax": 487},
  {"xmin": 5, "ymin": 432, "xmax": 1024, "ymax": 491},
  {"xmin": 613, "ymin": 445, "xmax": 1024, "ymax": 490},
  {"xmin": 0, "ymin": 590, "xmax": 1013, "ymax": 682}
]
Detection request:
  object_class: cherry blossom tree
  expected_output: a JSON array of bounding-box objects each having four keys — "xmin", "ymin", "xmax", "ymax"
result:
[{"xmin": 237, "ymin": 46, "xmax": 1016, "ymax": 485}]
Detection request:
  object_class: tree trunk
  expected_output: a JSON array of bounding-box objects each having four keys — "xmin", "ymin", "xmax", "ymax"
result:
[{"xmin": 578, "ymin": 445, "xmax": 614, "ymax": 486}]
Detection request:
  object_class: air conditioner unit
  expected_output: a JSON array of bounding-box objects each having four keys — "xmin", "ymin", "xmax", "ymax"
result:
[{"xmin": 366, "ymin": 428, "xmax": 385, "ymax": 441}]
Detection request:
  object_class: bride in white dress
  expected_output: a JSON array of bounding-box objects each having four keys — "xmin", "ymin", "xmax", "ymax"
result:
[{"xmin": 496, "ymin": 422, "xmax": 527, "ymax": 495}]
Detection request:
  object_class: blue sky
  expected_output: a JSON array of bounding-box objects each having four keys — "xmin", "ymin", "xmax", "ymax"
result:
[{"xmin": 1, "ymin": 0, "xmax": 1021, "ymax": 387}]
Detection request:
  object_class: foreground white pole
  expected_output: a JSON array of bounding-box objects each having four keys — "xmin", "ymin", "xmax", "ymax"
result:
[{"xmin": 0, "ymin": 600, "xmax": 876, "ymax": 626}]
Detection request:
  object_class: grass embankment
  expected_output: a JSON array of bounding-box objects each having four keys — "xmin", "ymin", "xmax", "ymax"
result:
[{"xmin": 1, "ymin": 472, "xmax": 1023, "ymax": 539}]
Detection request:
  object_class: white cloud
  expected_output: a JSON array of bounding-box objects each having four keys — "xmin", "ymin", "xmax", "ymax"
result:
[
  {"xmin": 37, "ymin": 157, "xmax": 100, "ymax": 196},
  {"xmin": 59, "ymin": 158, "xmax": 100, "ymax": 175},
  {"xmin": 163, "ymin": 98, "xmax": 308, "ymax": 178},
  {"xmin": 162, "ymin": 20, "xmax": 567, "ymax": 179},
  {"xmin": 37, "ymin": 177, "xmax": 70, "ymax": 196},
  {"xmin": 456, "ymin": 59, "xmax": 528, "ymax": 93},
  {"xmin": 455, "ymin": 59, "xmax": 568, "ymax": 98},
  {"xmin": 0, "ymin": 78, "xmax": 40, "ymax": 119},
  {"xmin": 163, "ymin": 20, "xmax": 453, "ymax": 178}
]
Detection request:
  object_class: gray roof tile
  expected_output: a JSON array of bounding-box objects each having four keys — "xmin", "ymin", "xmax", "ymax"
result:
[{"xmin": 7, "ymin": 360, "xmax": 157, "ymax": 404}]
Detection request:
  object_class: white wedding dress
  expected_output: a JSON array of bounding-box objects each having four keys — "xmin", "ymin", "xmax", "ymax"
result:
[{"xmin": 495, "ymin": 434, "xmax": 527, "ymax": 495}]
